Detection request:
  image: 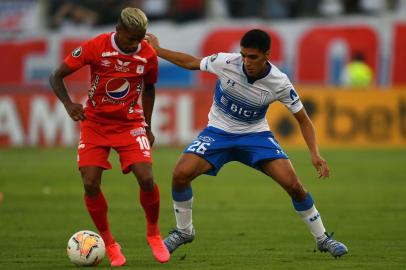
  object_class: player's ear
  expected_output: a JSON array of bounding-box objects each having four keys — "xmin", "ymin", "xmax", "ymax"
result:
[{"xmin": 116, "ymin": 25, "xmax": 121, "ymax": 33}]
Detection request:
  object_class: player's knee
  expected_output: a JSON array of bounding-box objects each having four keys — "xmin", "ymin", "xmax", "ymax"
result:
[
  {"xmin": 83, "ymin": 181, "xmax": 101, "ymax": 196},
  {"xmin": 172, "ymin": 167, "xmax": 193, "ymax": 186},
  {"xmin": 136, "ymin": 174, "xmax": 154, "ymax": 191},
  {"xmin": 81, "ymin": 171, "xmax": 101, "ymax": 196},
  {"xmin": 286, "ymin": 180, "xmax": 306, "ymax": 200}
]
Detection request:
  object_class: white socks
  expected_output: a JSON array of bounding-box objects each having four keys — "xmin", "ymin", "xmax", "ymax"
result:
[
  {"xmin": 173, "ymin": 198, "xmax": 194, "ymax": 235},
  {"xmin": 297, "ymin": 205, "xmax": 327, "ymax": 241}
]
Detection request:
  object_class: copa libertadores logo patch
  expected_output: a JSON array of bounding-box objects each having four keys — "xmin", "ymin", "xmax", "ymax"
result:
[{"xmin": 72, "ymin": 47, "xmax": 82, "ymax": 58}]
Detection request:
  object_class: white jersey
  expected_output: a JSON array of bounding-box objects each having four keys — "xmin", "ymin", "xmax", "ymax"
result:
[{"xmin": 200, "ymin": 53, "xmax": 303, "ymax": 133}]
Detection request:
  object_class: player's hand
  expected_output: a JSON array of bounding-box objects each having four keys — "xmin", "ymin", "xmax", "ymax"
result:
[
  {"xmin": 145, "ymin": 33, "xmax": 160, "ymax": 51},
  {"xmin": 145, "ymin": 126, "xmax": 155, "ymax": 146},
  {"xmin": 311, "ymin": 154, "xmax": 330, "ymax": 179},
  {"xmin": 64, "ymin": 101, "xmax": 86, "ymax": 121}
]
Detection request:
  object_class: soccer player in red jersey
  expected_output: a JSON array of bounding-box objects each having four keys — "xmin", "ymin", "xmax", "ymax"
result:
[{"xmin": 49, "ymin": 7, "xmax": 170, "ymax": 266}]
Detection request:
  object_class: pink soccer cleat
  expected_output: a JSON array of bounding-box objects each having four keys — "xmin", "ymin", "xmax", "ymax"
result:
[
  {"xmin": 147, "ymin": 234, "xmax": 170, "ymax": 263},
  {"xmin": 106, "ymin": 242, "xmax": 126, "ymax": 267}
]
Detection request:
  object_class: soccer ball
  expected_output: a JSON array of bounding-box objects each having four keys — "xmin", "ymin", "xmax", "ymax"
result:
[{"xmin": 67, "ymin": 230, "xmax": 105, "ymax": 266}]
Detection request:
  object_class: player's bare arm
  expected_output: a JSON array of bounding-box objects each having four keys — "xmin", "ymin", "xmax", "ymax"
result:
[
  {"xmin": 49, "ymin": 63, "xmax": 85, "ymax": 121},
  {"xmin": 145, "ymin": 33, "xmax": 201, "ymax": 70},
  {"xmin": 293, "ymin": 108, "xmax": 330, "ymax": 178},
  {"xmin": 142, "ymin": 83, "xmax": 156, "ymax": 146}
]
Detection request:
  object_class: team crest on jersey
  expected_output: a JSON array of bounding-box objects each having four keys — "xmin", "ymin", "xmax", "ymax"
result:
[
  {"xmin": 105, "ymin": 78, "xmax": 130, "ymax": 99},
  {"xmin": 72, "ymin": 47, "xmax": 82, "ymax": 57},
  {"xmin": 136, "ymin": 65, "xmax": 144, "ymax": 74}
]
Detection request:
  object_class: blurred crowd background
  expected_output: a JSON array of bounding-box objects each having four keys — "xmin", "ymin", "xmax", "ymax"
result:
[
  {"xmin": 0, "ymin": 0, "xmax": 405, "ymax": 147},
  {"xmin": 3, "ymin": 0, "xmax": 404, "ymax": 28},
  {"xmin": 2, "ymin": 0, "xmax": 405, "ymax": 88},
  {"xmin": 44, "ymin": 0, "xmax": 405, "ymax": 27},
  {"xmin": 1, "ymin": 0, "xmax": 405, "ymax": 29}
]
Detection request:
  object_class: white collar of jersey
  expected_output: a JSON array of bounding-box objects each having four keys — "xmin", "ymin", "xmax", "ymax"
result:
[{"xmin": 111, "ymin": 32, "xmax": 141, "ymax": 55}]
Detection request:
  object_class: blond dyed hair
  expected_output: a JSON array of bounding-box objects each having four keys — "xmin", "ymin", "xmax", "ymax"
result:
[{"xmin": 119, "ymin": 7, "xmax": 148, "ymax": 31}]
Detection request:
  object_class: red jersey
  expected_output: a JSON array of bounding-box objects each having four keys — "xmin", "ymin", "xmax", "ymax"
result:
[{"xmin": 64, "ymin": 32, "xmax": 158, "ymax": 126}]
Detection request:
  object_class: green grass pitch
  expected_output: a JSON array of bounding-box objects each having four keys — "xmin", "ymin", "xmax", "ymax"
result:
[{"xmin": 0, "ymin": 147, "xmax": 405, "ymax": 269}]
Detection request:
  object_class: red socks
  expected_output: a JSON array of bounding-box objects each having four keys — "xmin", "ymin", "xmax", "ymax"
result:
[
  {"xmin": 140, "ymin": 184, "xmax": 160, "ymax": 236},
  {"xmin": 84, "ymin": 192, "xmax": 115, "ymax": 246},
  {"xmin": 84, "ymin": 185, "xmax": 161, "ymax": 244}
]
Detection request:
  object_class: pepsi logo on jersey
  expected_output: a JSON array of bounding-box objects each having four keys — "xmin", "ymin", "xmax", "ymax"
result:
[{"xmin": 105, "ymin": 78, "xmax": 130, "ymax": 99}]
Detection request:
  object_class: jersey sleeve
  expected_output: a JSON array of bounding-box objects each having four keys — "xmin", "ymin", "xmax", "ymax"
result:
[
  {"xmin": 144, "ymin": 54, "xmax": 158, "ymax": 85},
  {"xmin": 200, "ymin": 53, "xmax": 229, "ymax": 75},
  {"xmin": 63, "ymin": 39, "xmax": 96, "ymax": 71},
  {"xmin": 277, "ymin": 77, "xmax": 303, "ymax": 114}
]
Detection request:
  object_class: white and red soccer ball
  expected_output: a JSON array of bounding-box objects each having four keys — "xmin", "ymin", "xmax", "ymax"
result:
[{"xmin": 67, "ymin": 230, "xmax": 105, "ymax": 266}]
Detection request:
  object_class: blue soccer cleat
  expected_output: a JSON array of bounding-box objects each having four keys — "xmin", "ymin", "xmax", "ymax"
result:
[
  {"xmin": 317, "ymin": 232, "xmax": 348, "ymax": 258},
  {"xmin": 164, "ymin": 228, "xmax": 195, "ymax": 254}
]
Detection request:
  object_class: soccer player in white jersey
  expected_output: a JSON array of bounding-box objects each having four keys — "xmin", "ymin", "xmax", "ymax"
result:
[{"xmin": 146, "ymin": 29, "xmax": 348, "ymax": 258}]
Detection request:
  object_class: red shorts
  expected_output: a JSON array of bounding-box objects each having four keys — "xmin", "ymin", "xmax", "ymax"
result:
[{"xmin": 77, "ymin": 120, "xmax": 152, "ymax": 174}]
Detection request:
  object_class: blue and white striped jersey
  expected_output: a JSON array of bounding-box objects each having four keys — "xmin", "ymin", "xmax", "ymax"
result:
[{"xmin": 200, "ymin": 53, "xmax": 303, "ymax": 133}]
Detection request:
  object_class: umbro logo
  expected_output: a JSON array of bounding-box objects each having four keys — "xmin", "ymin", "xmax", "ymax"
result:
[{"xmin": 100, "ymin": 59, "xmax": 111, "ymax": 67}]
